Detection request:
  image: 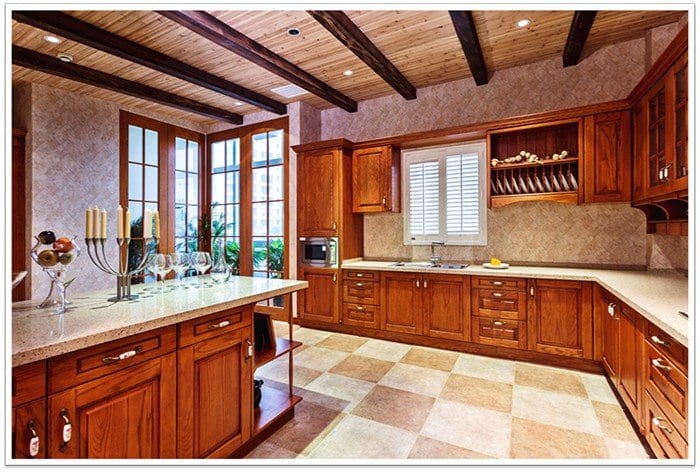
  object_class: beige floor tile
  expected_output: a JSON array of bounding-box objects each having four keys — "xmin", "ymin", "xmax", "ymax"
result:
[
  {"xmin": 440, "ymin": 373, "xmax": 513, "ymax": 413},
  {"xmin": 292, "ymin": 386, "xmax": 351, "ymax": 413},
  {"xmin": 352, "ymin": 385, "xmax": 435, "ymax": 433},
  {"xmin": 245, "ymin": 441, "xmax": 298, "ymax": 459},
  {"xmin": 579, "ymin": 372, "xmax": 619, "ymax": 404},
  {"xmin": 271, "ymin": 320, "xmax": 290, "ymax": 338},
  {"xmin": 510, "ymin": 417, "xmax": 608, "ymax": 459},
  {"xmin": 400, "ymin": 346, "xmax": 459, "ymax": 372},
  {"xmin": 304, "ymin": 372, "xmax": 375, "ymax": 411},
  {"xmin": 452, "ymin": 353, "xmax": 516, "ymax": 384},
  {"xmin": 408, "ymin": 436, "xmax": 495, "ymax": 459},
  {"xmin": 291, "ymin": 327, "xmax": 332, "ymax": 346},
  {"xmin": 605, "ymin": 438, "xmax": 651, "ymax": 459},
  {"xmin": 379, "ymin": 363, "xmax": 450, "ymax": 397},
  {"xmin": 353, "ymin": 338, "xmax": 412, "ymax": 362},
  {"xmin": 329, "ymin": 354, "xmax": 395, "ymax": 383},
  {"xmin": 315, "ymin": 333, "xmax": 368, "ymax": 352},
  {"xmin": 265, "ymin": 400, "xmax": 344, "ymax": 454},
  {"xmin": 592, "ymin": 400, "xmax": 640, "ymax": 442},
  {"xmin": 421, "ymin": 399, "xmax": 511, "ymax": 458},
  {"xmin": 292, "ymin": 345, "xmax": 349, "ymax": 372},
  {"xmin": 307, "ymin": 414, "xmax": 417, "ymax": 459},
  {"xmin": 255, "ymin": 358, "xmax": 323, "ymax": 388},
  {"xmin": 515, "ymin": 362, "xmax": 588, "ymax": 397},
  {"xmin": 512, "ymin": 385, "xmax": 603, "ymax": 435}
]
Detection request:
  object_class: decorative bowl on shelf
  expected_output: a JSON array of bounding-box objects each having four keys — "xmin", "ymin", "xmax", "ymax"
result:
[{"xmin": 30, "ymin": 231, "xmax": 81, "ymax": 314}]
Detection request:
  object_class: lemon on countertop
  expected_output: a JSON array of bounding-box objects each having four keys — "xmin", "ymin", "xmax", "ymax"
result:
[{"xmin": 490, "ymin": 258, "xmax": 502, "ymax": 266}]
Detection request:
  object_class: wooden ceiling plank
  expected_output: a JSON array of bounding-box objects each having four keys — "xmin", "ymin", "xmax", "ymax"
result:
[
  {"xmin": 11, "ymin": 10, "xmax": 286, "ymax": 114},
  {"xmin": 563, "ymin": 11, "xmax": 598, "ymax": 67},
  {"xmin": 157, "ymin": 10, "xmax": 358, "ymax": 112},
  {"xmin": 12, "ymin": 45, "xmax": 243, "ymax": 124},
  {"xmin": 308, "ymin": 10, "xmax": 416, "ymax": 100},
  {"xmin": 448, "ymin": 11, "xmax": 488, "ymax": 85}
]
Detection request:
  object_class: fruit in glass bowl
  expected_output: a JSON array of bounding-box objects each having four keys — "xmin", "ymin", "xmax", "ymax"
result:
[
  {"xmin": 53, "ymin": 237, "xmax": 74, "ymax": 253},
  {"xmin": 37, "ymin": 249, "xmax": 59, "ymax": 267}
]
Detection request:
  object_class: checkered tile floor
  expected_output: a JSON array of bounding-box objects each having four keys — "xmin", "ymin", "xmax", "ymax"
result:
[{"xmin": 246, "ymin": 323, "xmax": 650, "ymax": 460}]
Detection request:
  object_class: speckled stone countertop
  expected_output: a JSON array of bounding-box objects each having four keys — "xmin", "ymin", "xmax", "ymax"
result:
[
  {"xmin": 12, "ymin": 276, "xmax": 307, "ymax": 367},
  {"xmin": 341, "ymin": 260, "xmax": 689, "ymax": 347}
]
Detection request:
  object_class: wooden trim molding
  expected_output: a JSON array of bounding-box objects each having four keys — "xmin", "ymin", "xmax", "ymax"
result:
[
  {"xmin": 157, "ymin": 10, "xmax": 357, "ymax": 113},
  {"xmin": 563, "ymin": 11, "xmax": 598, "ymax": 67},
  {"xmin": 308, "ymin": 10, "xmax": 416, "ymax": 100},
  {"xmin": 12, "ymin": 11, "xmax": 285, "ymax": 116},
  {"xmin": 449, "ymin": 11, "xmax": 488, "ymax": 85}
]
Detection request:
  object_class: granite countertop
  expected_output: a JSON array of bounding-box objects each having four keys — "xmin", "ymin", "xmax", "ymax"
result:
[
  {"xmin": 341, "ymin": 260, "xmax": 689, "ymax": 347},
  {"xmin": 12, "ymin": 276, "xmax": 308, "ymax": 367}
]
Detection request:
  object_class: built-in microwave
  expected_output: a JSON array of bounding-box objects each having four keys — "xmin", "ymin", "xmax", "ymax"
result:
[{"xmin": 299, "ymin": 237, "xmax": 338, "ymax": 266}]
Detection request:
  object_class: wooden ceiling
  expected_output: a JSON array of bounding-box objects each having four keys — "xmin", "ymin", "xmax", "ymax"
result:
[{"xmin": 12, "ymin": 9, "xmax": 685, "ymax": 128}]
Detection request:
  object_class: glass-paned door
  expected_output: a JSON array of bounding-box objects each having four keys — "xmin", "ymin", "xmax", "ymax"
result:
[
  {"xmin": 174, "ymin": 136, "xmax": 200, "ymax": 253},
  {"xmin": 251, "ymin": 129, "xmax": 285, "ymax": 280},
  {"xmin": 210, "ymin": 137, "xmax": 241, "ymax": 274}
]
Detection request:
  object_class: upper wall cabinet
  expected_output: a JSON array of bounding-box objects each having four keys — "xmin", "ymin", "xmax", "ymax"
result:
[
  {"xmin": 583, "ymin": 110, "xmax": 631, "ymax": 203},
  {"xmin": 352, "ymin": 145, "xmax": 401, "ymax": 213}
]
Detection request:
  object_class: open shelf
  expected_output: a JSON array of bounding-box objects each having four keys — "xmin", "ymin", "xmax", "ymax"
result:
[
  {"xmin": 253, "ymin": 385, "xmax": 302, "ymax": 435},
  {"xmin": 491, "ymin": 191, "xmax": 579, "ymax": 208},
  {"xmin": 491, "ymin": 156, "xmax": 578, "ymax": 170},
  {"xmin": 254, "ymin": 337, "xmax": 303, "ymax": 369}
]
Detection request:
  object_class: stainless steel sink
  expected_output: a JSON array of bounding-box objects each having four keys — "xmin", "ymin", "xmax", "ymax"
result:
[{"xmin": 390, "ymin": 262, "xmax": 469, "ymax": 269}]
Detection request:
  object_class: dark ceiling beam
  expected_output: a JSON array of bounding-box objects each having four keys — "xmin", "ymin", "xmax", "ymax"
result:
[
  {"xmin": 12, "ymin": 10, "xmax": 286, "ymax": 115},
  {"xmin": 157, "ymin": 10, "xmax": 358, "ymax": 113},
  {"xmin": 13, "ymin": 45, "xmax": 243, "ymax": 124},
  {"xmin": 308, "ymin": 10, "xmax": 416, "ymax": 100},
  {"xmin": 563, "ymin": 11, "xmax": 598, "ymax": 67},
  {"xmin": 448, "ymin": 11, "xmax": 488, "ymax": 86}
]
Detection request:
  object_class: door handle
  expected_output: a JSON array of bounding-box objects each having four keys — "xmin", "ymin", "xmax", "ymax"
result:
[
  {"xmin": 332, "ymin": 273, "xmax": 337, "ymax": 284},
  {"xmin": 651, "ymin": 335, "xmax": 668, "ymax": 346},
  {"xmin": 423, "ymin": 280, "xmax": 428, "ymax": 289},
  {"xmin": 529, "ymin": 286, "xmax": 534, "ymax": 297},
  {"xmin": 244, "ymin": 338, "xmax": 253, "ymax": 362},
  {"xmin": 382, "ymin": 195, "xmax": 387, "ymax": 207},
  {"xmin": 59, "ymin": 408, "xmax": 72, "ymax": 453},
  {"xmin": 27, "ymin": 420, "xmax": 40, "ymax": 457},
  {"xmin": 652, "ymin": 416, "xmax": 674, "ymax": 434},
  {"xmin": 651, "ymin": 358, "xmax": 672, "ymax": 372}
]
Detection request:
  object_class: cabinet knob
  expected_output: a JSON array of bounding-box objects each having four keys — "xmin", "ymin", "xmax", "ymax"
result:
[
  {"xmin": 423, "ymin": 280, "xmax": 428, "ymax": 289},
  {"xmin": 651, "ymin": 335, "xmax": 668, "ymax": 346},
  {"xmin": 529, "ymin": 286, "xmax": 535, "ymax": 297},
  {"xmin": 382, "ymin": 196, "xmax": 387, "ymax": 207},
  {"xmin": 416, "ymin": 280, "xmax": 420, "ymax": 288},
  {"xmin": 651, "ymin": 358, "xmax": 672, "ymax": 372},
  {"xmin": 652, "ymin": 416, "xmax": 674, "ymax": 434},
  {"xmin": 59, "ymin": 408, "xmax": 72, "ymax": 452},
  {"xmin": 332, "ymin": 221, "xmax": 337, "ymax": 231},
  {"xmin": 27, "ymin": 420, "xmax": 39, "ymax": 457}
]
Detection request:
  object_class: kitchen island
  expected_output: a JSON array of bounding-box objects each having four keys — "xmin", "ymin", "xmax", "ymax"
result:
[{"xmin": 11, "ymin": 276, "xmax": 307, "ymax": 459}]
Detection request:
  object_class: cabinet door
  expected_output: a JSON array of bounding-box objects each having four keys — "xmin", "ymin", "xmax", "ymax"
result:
[
  {"xmin": 670, "ymin": 53, "xmax": 688, "ymax": 186},
  {"xmin": 422, "ymin": 274, "xmax": 470, "ymax": 341},
  {"xmin": 48, "ymin": 353, "xmax": 177, "ymax": 458},
  {"xmin": 381, "ymin": 272, "xmax": 423, "ymax": 335},
  {"xmin": 297, "ymin": 149, "xmax": 338, "ymax": 235},
  {"xmin": 618, "ymin": 305, "xmax": 642, "ymax": 421},
  {"xmin": 297, "ymin": 267, "xmax": 339, "ymax": 324},
  {"xmin": 528, "ymin": 280, "xmax": 593, "ymax": 359},
  {"xmin": 178, "ymin": 327, "xmax": 253, "ymax": 458},
  {"xmin": 600, "ymin": 291, "xmax": 620, "ymax": 381},
  {"xmin": 631, "ymin": 103, "xmax": 647, "ymax": 201},
  {"xmin": 646, "ymin": 78, "xmax": 670, "ymax": 195},
  {"xmin": 352, "ymin": 146, "xmax": 399, "ymax": 213},
  {"xmin": 13, "ymin": 399, "xmax": 46, "ymax": 458},
  {"xmin": 584, "ymin": 111, "xmax": 631, "ymax": 203}
]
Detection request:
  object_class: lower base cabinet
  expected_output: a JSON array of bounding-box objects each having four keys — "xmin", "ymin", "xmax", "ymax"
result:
[
  {"xmin": 617, "ymin": 304, "xmax": 642, "ymax": 421},
  {"xmin": 298, "ymin": 267, "xmax": 339, "ymax": 324}
]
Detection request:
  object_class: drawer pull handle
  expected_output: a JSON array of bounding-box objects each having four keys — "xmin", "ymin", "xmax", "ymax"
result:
[
  {"xmin": 27, "ymin": 420, "xmax": 39, "ymax": 457},
  {"xmin": 355, "ymin": 305, "xmax": 365, "ymax": 311},
  {"xmin": 244, "ymin": 338, "xmax": 253, "ymax": 361},
  {"xmin": 355, "ymin": 273, "xmax": 364, "ymax": 278},
  {"xmin": 101, "ymin": 345, "xmax": 143, "ymax": 364},
  {"xmin": 492, "ymin": 321, "xmax": 506, "ymax": 326},
  {"xmin": 208, "ymin": 320, "xmax": 231, "ymax": 330},
  {"xmin": 356, "ymin": 282, "xmax": 365, "ymax": 287},
  {"xmin": 492, "ymin": 281, "xmax": 504, "ymax": 286},
  {"xmin": 607, "ymin": 303, "xmax": 616, "ymax": 316},
  {"xmin": 59, "ymin": 408, "xmax": 72, "ymax": 452},
  {"xmin": 492, "ymin": 292, "xmax": 503, "ymax": 298},
  {"xmin": 651, "ymin": 335, "xmax": 668, "ymax": 346},
  {"xmin": 651, "ymin": 358, "xmax": 672, "ymax": 371},
  {"xmin": 652, "ymin": 416, "xmax": 674, "ymax": 434},
  {"xmin": 416, "ymin": 280, "xmax": 419, "ymax": 288}
]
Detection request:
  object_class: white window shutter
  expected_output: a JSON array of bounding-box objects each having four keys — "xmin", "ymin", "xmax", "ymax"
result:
[{"xmin": 409, "ymin": 161, "xmax": 440, "ymax": 238}]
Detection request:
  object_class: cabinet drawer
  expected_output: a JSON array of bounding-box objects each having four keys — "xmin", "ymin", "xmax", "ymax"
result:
[
  {"xmin": 471, "ymin": 317, "xmax": 527, "ymax": 350},
  {"xmin": 342, "ymin": 280, "xmax": 380, "ymax": 304},
  {"xmin": 342, "ymin": 303, "xmax": 380, "ymax": 329},
  {"xmin": 473, "ymin": 276, "xmax": 526, "ymax": 290},
  {"xmin": 645, "ymin": 322, "xmax": 687, "ymax": 372},
  {"xmin": 49, "ymin": 326, "xmax": 177, "ymax": 394},
  {"xmin": 13, "ymin": 360, "xmax": 46, "ymax": 405},
  {"xmin": 179, "ymin": 306, "xmax": 252, "ymax": 348},
  {"xmin": 644, "ymin": 391, "xmax": 687, "ymax": 458},
  {"xmin": 343, "ymin": 269, "xmax": 378, "ymax": 281},
  {"xmin": 472, "ymin": 289, "xmax": 526, "ymax": 320},
  {"xmin": 644, "ymin": 340, "xmax": 687, "ymax": 438}
]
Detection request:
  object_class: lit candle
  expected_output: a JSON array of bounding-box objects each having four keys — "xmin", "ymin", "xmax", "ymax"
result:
[
  {"xmin": 154, "ymin": 210, "xmax": 160, "ymax": 239},
  {"xmin": 101, "ymin": 209, "xmax": 107, "ymax": 239},
  {"xmin": 85, "ymin": 208, "xmax": 93, "ymax": 239},
  {"xmin": 143, "ymin": 210, "xmax": 151, "ymax": 239},
  {"xmin": 124, "ymin": 208, "xmax": 131, "ymax": 239},
  {"xmin": 93, "ymin": 207, "xmax": 101, "ymax": 240},
  {"xmin": 116, "ymin": 205, "xmax": 124, "ymax": 239}
]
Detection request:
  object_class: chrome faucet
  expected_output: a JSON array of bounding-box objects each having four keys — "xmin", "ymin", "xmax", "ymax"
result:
[{"xmin": 430, "ymin": 241, "xmax": 445, "ymax": 267}]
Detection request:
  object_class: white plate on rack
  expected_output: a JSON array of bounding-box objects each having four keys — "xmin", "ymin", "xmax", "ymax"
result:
[
  {"xmin": 518, "ymin": 175, "xmax": 529, "ymax": 194},
  {"xmin": 482, "ymin": 262, "xmax": 510, "ymax": 270},
  {"xmin": 490, "ymin": 180, "xmax": 497, "ymax": 194},
  {"xmin": 504, "ymin": 176, "xmax": 513, "ymax": 194},
  {"xmin": 534, "ymin": 174, "xmax": 544, "ymax": 193},
  {"xmin": 568, "ymin": 172, "xmax": 578, "ymax": 190},
  {"xmin": 497, "ymin": 177, "xmax": 505, "ymax": 195},
  {"xmin": 543, "ymin": 174, "xmax": 552, "ymax": 192},
  {"xmin": 510, "ymin": 176, "xmax": 520, "ymax": 194},
  {"xmin": 559, "ymin": 172, "xmax": 570, "ymax": 191}
]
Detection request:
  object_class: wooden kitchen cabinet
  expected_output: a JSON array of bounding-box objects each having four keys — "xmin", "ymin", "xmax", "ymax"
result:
[
  {"xmin": 631, "ymin": 103, "xmax": 647, "ymax": 201},
  {"xmin": 12, "ymin": 361, "xmax": 47, "ymax": 458},
  {"xmin": 297, "ymin": 146, "xmax": 340, "ymax": 235},
  {"xmin": 617, "ymin": 304, "xmax": 643, "ymax": 421},
  {"xmin": 381, "ymin": 272, "xmax": 423, "ymax": 335},
  {"xmin": 342, "ymin": 269, "xmax": 381, "ymax": 328},
  {"xmin": 352, "ymin": 145, "xmax": 400, "ymax": 213},
  {"xmin": 297, "ymin": 267, "xmax": 339, "ymax": 324},
  {"xmin": 598, "ymin": 287, "xmax": 620, "ymax": 381},
  {"xmin": 177, "ymin": 319, "xmax": 253, "ymax": 458},
  {"xmin": 583, "ymin": 111, "xmax": 631, "ymax": 203},
  {"xmin": 471, "ymin": 276, "xmax": 527, "ymax": 349},
  {"xmin": 527, "ymin": 279, "xmax": 593, "ymax": 359}
]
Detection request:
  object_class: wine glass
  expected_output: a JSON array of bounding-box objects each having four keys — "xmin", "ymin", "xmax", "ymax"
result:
[
  {"xmin": 45, "ymin": 266, "xmax": 81, "ymax": 315},
  {"xmin": 170, "ymin": 252, "xmax": 190, "ymax": 289},
  {"xmin": 143, "ymin": 254, "xmax": 160, "ymax": 294},
  {"xmin": 192, "ymin": 251, "xmax": 212, "ymax": 287},
  {"xmin": 154, "ymin": 253, "xmax": 173, "ymax": 294}
]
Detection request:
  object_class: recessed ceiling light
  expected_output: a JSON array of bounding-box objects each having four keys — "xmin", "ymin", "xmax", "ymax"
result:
[
  {"xmin": 271, "ymin": 84, "xmax": 308, "ymax": 98},
  {"xmin": 234, "ymin": 101, "xmax": 243, "ymax": 106},
  {"xmin": 43, "ymin": 35, "xmax": 61, "ymax": 44},
  {"xmin": 56, "ymin": 52, "xmax": 73, "ymax": 63},
  {"xmin": 287, "ymin": 27, "xmax": 301, "ymax": 36},
  {"xmin": 343, "ymin": 70, "xmax": 353, "ymax": 76},
  {"xmin": 516, "ymin": 19, "xmax": 531, "ymax": 28}
]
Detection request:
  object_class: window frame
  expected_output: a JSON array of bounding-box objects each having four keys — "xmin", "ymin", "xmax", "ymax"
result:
[{"xmin": 401, "ymin": 141, "xmax": 487, "ymax": 246}]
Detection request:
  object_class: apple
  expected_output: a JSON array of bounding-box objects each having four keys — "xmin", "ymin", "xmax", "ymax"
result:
[
  {"xmin": 38, "ymin": 249, "xmax": 59, "ymax": 267},
  {"xmin": 38, "ymin": 230, "xmax": 56, "ymax": 245},
  {"xmin": 58, "ymin": 253, "xmax": 74, "ymax": 265},
  {"xmin": 53, "ymin": 237, "xmax": 74, "ymax": 253}
]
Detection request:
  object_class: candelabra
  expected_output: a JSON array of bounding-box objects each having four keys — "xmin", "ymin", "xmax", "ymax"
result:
[{"xmin": 85, "ymin": 236, "xmax": 159, "ymax": 301}]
